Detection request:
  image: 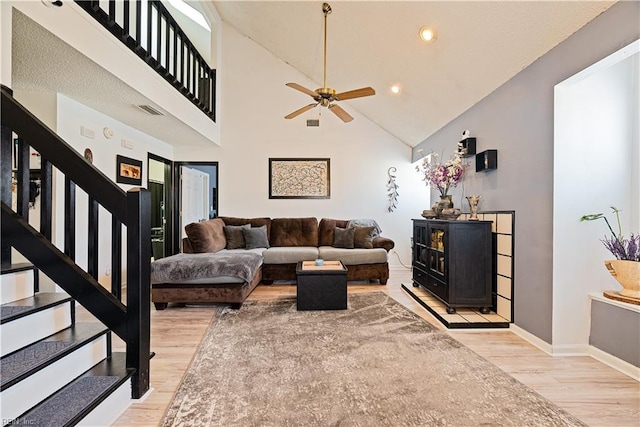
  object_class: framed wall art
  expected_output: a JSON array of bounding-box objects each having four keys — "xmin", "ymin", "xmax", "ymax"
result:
[
  {"xmin": 116, "ymin": 155, "xmax": 143, "ymax": 185},
  {"xmin": 269, "ymin": 158, "xmax": 330, "ymax": 199}
]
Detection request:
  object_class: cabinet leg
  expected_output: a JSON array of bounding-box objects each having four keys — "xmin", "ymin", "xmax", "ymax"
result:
[
  {"xmin": 412, "ymin": 281, "xmax": 420, "ymax": 288},
  {"xmin": 479, "ymin": 307, "xmax": 490, "ymax": 314},
  {"xmin": 446, "ymin": 307, "xmax": 456, "ymax": 314}
]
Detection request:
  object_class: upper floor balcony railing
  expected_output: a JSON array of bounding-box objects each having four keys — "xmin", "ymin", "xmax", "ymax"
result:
[{"xmin": 75, "ymin": 0, "xmax": 215, "ymax": 121}]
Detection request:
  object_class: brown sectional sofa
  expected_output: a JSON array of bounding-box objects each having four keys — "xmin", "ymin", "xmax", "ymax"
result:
[{"xmin": 150, "ymin": 216, "xmax": 394, "ymax": 309}]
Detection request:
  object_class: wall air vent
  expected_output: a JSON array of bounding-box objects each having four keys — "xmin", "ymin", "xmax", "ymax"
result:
[{"xmin": 136, "ymin": 104, "xmax": 164, "ymax": 116}]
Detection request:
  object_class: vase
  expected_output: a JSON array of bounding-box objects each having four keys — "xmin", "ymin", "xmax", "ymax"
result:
[
  {"xmin": 466, "ymin": 195, "xmax": 482, "ymax": 220},
  {"xmin": 604, "ymin": 260, "xmax": 640, "ymax": 299},
  {"xmin": 435, "ymin": 195, "xmax": 453, "ymax": 218}
]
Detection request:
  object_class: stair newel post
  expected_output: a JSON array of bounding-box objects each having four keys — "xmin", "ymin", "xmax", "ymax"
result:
[
  {"xmin": 125, "ymin": 187, "xmax": 151, "ymax": 399},
  {"xmin": 0, "ymin": 123, "xmax": 12, "ymax": 266}
]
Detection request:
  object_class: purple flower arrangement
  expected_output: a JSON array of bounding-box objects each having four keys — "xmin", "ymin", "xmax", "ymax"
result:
[
  {"xmin": 580, "ymin": 207, "xmax": 640, "ymax": 262},
  {"xmin": 416, "ymin": 152, "xmax": 465, "ymax": 196}
]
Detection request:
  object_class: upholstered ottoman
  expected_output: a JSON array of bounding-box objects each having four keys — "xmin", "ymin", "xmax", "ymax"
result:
[{"xmin": 150, "ymin": 252, "xmax": 263, "ymax": 310}]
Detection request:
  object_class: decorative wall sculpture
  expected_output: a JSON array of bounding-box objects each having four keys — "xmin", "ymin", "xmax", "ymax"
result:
[{"xmin": 386, "ymin": 167, "xmax": 399, "ymax": 212}]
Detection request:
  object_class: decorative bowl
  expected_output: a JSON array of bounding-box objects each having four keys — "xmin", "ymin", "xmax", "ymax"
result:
[
  {"xmin": 421, "ymin": 210, "xmax": 437, "ymax": 219},
  {"xmin": 440, "ymin": 208, "xmax": 461, "ymax": 220}
]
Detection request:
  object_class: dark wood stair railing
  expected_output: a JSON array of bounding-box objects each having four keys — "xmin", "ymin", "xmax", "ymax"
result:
[
  {"xmin": 0, "ymin": 85, "xmax": 150, "ymax": 399},
  {"xmin": 74, "ymin": 0, "xmax": 216, "ymax": 122}
]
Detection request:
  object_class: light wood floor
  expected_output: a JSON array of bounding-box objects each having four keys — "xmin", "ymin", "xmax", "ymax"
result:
[{"xmin": 111, "ymin": 269, "xmax": 640, "ymax": 426}]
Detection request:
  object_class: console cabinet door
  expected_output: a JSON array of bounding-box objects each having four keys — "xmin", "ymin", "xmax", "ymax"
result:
[{"xmin": 412, "ymin": 219, "xmax": 491, "ymax": 311}]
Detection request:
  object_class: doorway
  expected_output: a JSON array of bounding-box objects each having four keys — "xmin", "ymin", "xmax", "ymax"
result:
[
  {"xmin": 148, "ymin": 153, "xmax": 173, "ymax": 259},
  {"xmin": 173, "ymin": 161, "xmax": 218, "ymax": 253}
]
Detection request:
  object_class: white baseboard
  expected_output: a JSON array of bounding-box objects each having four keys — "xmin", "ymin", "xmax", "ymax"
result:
[
  {"xmin": 510, "ymin": 325, "xmax": 639, "ymax": 381},
  {"xmin": 509, "ymin": 324, "xmax": 553, "ymax": 355},
  {"xmin": 551, "ymin": 343, "xmax": 590, "ymax": 357},
  {"xmin": 589, "ymin": 346, "xmax": 640, "ymax": 381}
]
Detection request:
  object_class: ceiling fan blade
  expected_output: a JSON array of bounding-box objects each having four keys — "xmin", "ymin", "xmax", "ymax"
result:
[
  {"xmin": 335, "ymin": 87, "xmax": 376, "ymax": 101},
  {"xmin": 284, "ymin": 103, "xmax": 318, "ymax": 119},
  {"xmin": 328, "ymin": 104, "xmax": 354, "ymax": 123},
  {"xmin": 286, "ymin": 83, "xmax": 318, "ymax": 98}
]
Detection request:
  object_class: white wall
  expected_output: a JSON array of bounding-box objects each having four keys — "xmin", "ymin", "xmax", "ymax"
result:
[
  {"xmin": 553, "ymin": 44, "xmax": 639, "ymax": 351},
  {"xmin": 53, "ymin": 94, "xmax": 173, "ymax": 287},
  {"xmin": 177, "ymin": 22, "xmax": 427, "ymax": 267}
]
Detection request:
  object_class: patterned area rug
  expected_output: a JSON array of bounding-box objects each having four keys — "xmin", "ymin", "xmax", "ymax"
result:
[{"xmin": 162, "ymin": 292, "xmax": 584, "ymax": 426}]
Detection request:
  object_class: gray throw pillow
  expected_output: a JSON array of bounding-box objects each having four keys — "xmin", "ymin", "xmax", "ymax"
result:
[
  {"xmin": 223, "ymin": 224, "xmax": 250, "ymax": 249},
  {"xmin": 347, "ymin": 219, "xmax": 382, "ymax": 237},
  {"xmin": 243, "ymin": 225, "xmax": 270, "ymax": 249},
  {"xmin": 333, "ymin": 227, "xmax": 355, "ymax": 249},
  {"xmin": 353, "ymin": 226, "xmax": 375, "ymax": 249}
]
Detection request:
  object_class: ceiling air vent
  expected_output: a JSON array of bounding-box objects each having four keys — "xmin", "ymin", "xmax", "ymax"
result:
[
  {"xmin": 306, "ymin": 119, "xmax": 320, "ymax": 127},
  {"xmin": 136, "ymin": 104, "xmax": 164, "ymax": 116}
]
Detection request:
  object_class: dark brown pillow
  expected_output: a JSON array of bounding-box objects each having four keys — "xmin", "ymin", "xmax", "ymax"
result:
[
  {"xmin": 333, "ymin": 227, "xmax": 355, "ymax": 249},
  {"xmin": 184, "ymin": 218, "xmax": 226, "ymax": 253},
  {"xmin": 353, "ymin": 226, "xmax": 375, "ymax": 249},
  {"xmin": 223, "ymin": 224, "xmax": 250, "ymax": 249}
]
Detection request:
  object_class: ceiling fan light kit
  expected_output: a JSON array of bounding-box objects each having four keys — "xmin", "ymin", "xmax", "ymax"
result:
[{"xmin": 285, "ymin": 2, "xmax": 375, "ymax": 123}]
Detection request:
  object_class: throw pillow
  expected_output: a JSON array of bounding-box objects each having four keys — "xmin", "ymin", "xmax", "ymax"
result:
[
  {"xmin": 223, "ymin": 224, "xmax": 250, "ymax": 249},
  {"xmin": 243, "ymin": 225, "xmax": 270, "ymax": 249},
  {"xmin": 333, "ymin": 227, "xmax": 355, "ymax": 249},
  {"xmin": 184, "ymin": 218, "xmax": 226, "ymax": 253},
  {"xmin": 353, "ymin": 226, "xmax": 375, "ymax": 249},
  {"xmin": 346, "ymin": 219, "xmax": 382, "ymax": 237}
]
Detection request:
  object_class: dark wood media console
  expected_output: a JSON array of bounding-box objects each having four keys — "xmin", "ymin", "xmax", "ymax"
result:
[{"xmin": 412, "ymin": 219, "xmax": 492, "ymax": 314}]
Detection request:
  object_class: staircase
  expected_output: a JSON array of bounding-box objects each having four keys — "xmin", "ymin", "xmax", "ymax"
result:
[
  {"xmin": 0, "ymin": 86, "xmax": 151, "ymax": 425},
  {"xmin": 1, "ymin": 264, "xmax": 133, "ymax": 426}
]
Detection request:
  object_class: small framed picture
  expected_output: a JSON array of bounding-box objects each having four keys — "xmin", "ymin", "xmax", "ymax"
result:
[{"xmin": 116, "ymin": 155, "xmax": 143, "ymax": 185}]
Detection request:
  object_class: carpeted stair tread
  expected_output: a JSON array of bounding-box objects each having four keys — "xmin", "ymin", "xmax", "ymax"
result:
[
  {"xmin": 0, "ymin": 262, "xmax": 35, "ymax": 275},
  {"xmin": 1, "ymin": 323, "xmax": 108, "ymax": 389},
  {"xmin": 13, "ymin": 352, "xmax": 133, "ymax": 427},
  {"xmin": 0, "ymin": 293, "xmax": 72, "ymax": 324}
]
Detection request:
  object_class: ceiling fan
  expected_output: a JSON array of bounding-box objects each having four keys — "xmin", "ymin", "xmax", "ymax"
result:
[{"xmin": 284, "ymin": 2, "xmax": 375, "ymax": 123}]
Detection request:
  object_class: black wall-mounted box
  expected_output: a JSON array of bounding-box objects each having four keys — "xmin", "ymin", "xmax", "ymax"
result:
[
  {"xmin": 457, "ymin": 137, "xmax": 476, "ymax": 157},
  {"xmin": 476, "ymin": 149, "xmax": 498, "ymax": 172}
]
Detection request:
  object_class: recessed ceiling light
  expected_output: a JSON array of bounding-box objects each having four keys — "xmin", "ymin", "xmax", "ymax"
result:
[
  {"xmin": 390, "ymin": 85, "xmax": 400, "ymax": 94},
  {"xmin": 419, "ymin": 26, "xmax": 437, "ymax": 43}
]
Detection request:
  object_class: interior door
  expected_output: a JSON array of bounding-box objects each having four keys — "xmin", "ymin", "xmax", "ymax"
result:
[
  {"xmin": 173, "ymin": 161, "xmax": 218, "ymax": 254},
  {"xmin": 180, "ymin": 166, "xmax": 209, "ymax": 239}
]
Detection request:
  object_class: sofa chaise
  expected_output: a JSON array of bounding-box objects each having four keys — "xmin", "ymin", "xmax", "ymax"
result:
[{"xmin": 150, "ymin": 216, "xmax": 394, "ymax": 309}]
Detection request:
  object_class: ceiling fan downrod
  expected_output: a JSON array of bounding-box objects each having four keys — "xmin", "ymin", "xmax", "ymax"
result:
[
  {"xmin": 283, "ymin": 1, "xmax": 375, "ymax": 123},
  {"xmin": 322, "ymin": 3, "xmax": 332, "ymax": 91}
]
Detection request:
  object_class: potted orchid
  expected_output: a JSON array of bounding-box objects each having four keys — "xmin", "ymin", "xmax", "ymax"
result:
[
  {"xmin": 416, "ymin": 152, "xmax": 465, "ymax": 217},
  {"xmin": 580, "ymin": 206, "xmax": 639, "ymax": 299}
]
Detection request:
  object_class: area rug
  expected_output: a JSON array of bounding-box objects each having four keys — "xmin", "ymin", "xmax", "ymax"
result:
[{"xmin": 161, "ymin": 292, "xmax": 584, "ymax": 426}]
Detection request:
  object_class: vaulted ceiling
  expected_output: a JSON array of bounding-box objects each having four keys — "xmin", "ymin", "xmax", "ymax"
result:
[
  {"xmin": 207, "ymin": 1, "xmax": 614, "ymax": 146},
  {"xmin": 11, "ymin": 1, "xmax": 615, "ymax": 148}
]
